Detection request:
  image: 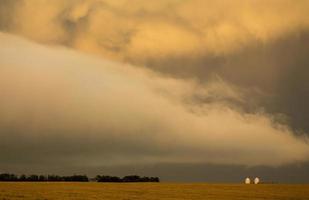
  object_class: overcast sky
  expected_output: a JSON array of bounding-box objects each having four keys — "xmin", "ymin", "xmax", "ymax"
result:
[{"xmin": 0, "ymin": 0, "xmax": 309, "ymax": 182}]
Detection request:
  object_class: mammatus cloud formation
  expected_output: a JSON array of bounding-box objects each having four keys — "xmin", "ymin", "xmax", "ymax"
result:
[
  {"xmin": 0, "ymin": 0, "xmax": 309, "ymax": 171},
  {"xmin": 0, "ymin": 33, "xmax": 308, "ymax": 168}
]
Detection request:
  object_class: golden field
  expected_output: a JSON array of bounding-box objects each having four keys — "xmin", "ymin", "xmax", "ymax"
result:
[{"xmin": 0, "ymin": 182, "xmax": 308, "ymax": 200}]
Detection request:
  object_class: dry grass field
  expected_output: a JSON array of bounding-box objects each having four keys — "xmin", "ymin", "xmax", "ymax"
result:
[{"xmin": 0, "ymin": 183, "xmax": 308, "ymax": 200}]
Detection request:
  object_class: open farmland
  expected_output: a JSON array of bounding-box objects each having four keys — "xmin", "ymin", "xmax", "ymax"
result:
[{"xmin": 0, "ymin": 183, "xmax": 308, "ymax": 200}]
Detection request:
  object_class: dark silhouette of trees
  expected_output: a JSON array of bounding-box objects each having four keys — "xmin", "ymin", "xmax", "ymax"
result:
[
  {"xmin": 0, "ymin": 173, "xmax": 159, "ymax": 182},
  {"xmin": 0, "ymin": 173, "xmax": 18, "ymax": 181},
  {"xmin": 96, "ymin": 175, "xmax": 160, "ymax": 182},
  {"xmin": 96, "ymin": 175, "xmax": 122, "ymax": 182},
  {"xmin": 19, "ymin": 174, "xmax": 27, "ymax": 181},
  {"xmin": 62, "ymin": 175, "xmax": 89, "ymax": 182},
  {"xmin": 27, "ymin": 175, "xmax": 39, "ymax": 181},
  {"xmin": 39, "ymin": 175, "xmax": 46, "ymax": 181},
  {"xmin": 0, "ymin": 173, "xmax": 89, "ymax": 182},
  {"xmin": 122, "ymin": 175, "xmax": 141, "ymax": 182},
  {"xmin": 47, "ymin": 175, "xmax": 63, "ymax": 182},
  {"xmin": 149, "ymin": 177, "xmax": 160, "ymax": 182}
]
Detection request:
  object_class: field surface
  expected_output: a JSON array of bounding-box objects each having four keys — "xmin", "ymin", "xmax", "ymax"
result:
[{"xmin": 0, "ymin": 182, "xmax": 308, "ymax": 200}]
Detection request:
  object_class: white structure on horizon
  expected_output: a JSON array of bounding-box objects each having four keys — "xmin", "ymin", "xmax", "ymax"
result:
[
  {"xmin": 254, "ymin": 177, "xmax": 260, "ymax": 184},
  {"xmin": 245, "ymin": 177, "xmax": 251, "ymax": 184}
]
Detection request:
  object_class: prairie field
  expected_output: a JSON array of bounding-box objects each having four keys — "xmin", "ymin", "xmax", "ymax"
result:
[{"xmin": 0, "ymin": 183, "xmax": 308, "ymax": 200}]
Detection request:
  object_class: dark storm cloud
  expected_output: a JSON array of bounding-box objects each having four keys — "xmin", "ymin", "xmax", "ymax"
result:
[
  {"xmin": 0, "ymin": 0, "xmax": 308, "ymax": 133},
  {"xmin": 1, "ymin": 32, "xmax": 308, "ymax": 168},
  {"xmin": 1, "ymin": 0, "xmax": 309, "ymax": 178},
  {"xmin": 146, "ymin": 30, "xmax": 309, "ymax": 133}
]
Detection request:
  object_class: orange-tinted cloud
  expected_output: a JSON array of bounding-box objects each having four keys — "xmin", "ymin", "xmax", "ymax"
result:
[{"xmin": 0, "ymin": 32, "xmax": 308, "ymax": 167}]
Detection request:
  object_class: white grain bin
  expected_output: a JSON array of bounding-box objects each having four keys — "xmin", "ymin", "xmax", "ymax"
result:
[
  {"xmin": 254, "ymin": 177, "xmax": 260, "ymax": 184},
  {"xmin": 245, "ymin": 177, "xmax": 251, "ymax": 184}
]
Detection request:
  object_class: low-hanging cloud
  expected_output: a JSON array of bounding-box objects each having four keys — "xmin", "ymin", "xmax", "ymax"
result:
[
  {"xmin": 1, "ymin": 1, "xmax": 309, "ymax": 135},
  {"xmin": 0, "ymin": 32, "xmax": 308, "ymax": 169}
]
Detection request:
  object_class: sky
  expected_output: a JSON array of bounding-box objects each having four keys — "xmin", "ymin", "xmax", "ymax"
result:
[{"xmin": 0, "ymin": 0, "xmax": 309, "ymax": 182}]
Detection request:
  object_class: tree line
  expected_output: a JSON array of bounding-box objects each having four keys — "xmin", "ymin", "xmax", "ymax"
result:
[
  {"xmin": 0, "ymin": 173, "xmax": 159, "ymax": 182},
  {"xmin": 96, "ymin": 175, "xmax": 160, "ymax": 182},
  {"xmin": 0, "ymin": 174, "xmax": 88, "ymax": 182}
]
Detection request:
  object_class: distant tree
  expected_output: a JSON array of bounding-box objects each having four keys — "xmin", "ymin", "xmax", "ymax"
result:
[
  {"xmin": 0, "ymin": 173, "xmax": 158, "ymax": 182},
  {"xmin": 122, "ymin": 175, "xmax": 141, "ymax": 182},
  {"xmin": 96, "ymin": 175, "xmax": 121, "ymax": 182},
  {"xmin": 95, "ymin": 174, "xmax": 159, "ymax": 182},
  {"xmin": 39, "ymin": 175, "xmax": 46, "ymax": 181},
  {"xmin": 95, "ymin": 175, "xmax": 101, "ymax": 181},
  {"xmin": 47, "ymin": 175, "xmax": 63, "ymax": 182},
  {"xmin": 149, "ymin": 177, "xmax": 160, "ymax": 182},
  {"xmin": 0, "ymin": 173, "xmax": 18, "ymax": 181},
  {"xmin": 63, "ymin": 175, "xmax": 89, "ymax": 182},
  {"xmin": 19, "ymin": 174, "xmax": 27, "ymax": 181},
  {"xmin": 27, "ymin": 175, "xmax": 39, "ymax": 181},
  {"xmin": 124, "ymin": 175, "xmax": 159, "ymax": 182}
]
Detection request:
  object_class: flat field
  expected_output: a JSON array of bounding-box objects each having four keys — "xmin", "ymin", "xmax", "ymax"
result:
[{"xmin": 0, "ymin": 182, "xmax": 308, "ymax": 200}]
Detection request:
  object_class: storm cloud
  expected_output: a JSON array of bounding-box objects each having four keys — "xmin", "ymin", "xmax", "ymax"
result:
[
  {"xmin": 1, "ymin": 0, "xmax": 309, "ymax": 130},
  {"xmin": 0, "ymin": 32, "xmax": 308, "ymax": 167},
  {"xmin": 0, "ymin": 0, "xmax": 309, "ymax": 178}
]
